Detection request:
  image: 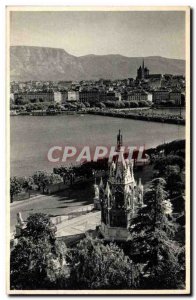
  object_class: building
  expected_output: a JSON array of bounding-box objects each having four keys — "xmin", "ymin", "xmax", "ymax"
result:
[
  {"xmin": 94, "ymin": 131, "xmax": 144, "ymax": 241},
  {"xmin": 79, "ymin": 89, "xmax": 99, "ymax": 103},
  {"xmin": 127, "ymin": 78, "xmax": 135, "ymax": 86},
  {"xmin": 127, "ymin": 91, "xmax": 152, "ymax": 102},
  {"xmin": 105, "ymin": 91, "xmax": 118, "ymax": 102},
  {"xmin": 137, "ymin": 60, "xmax": 149, "ymax": 80},
  {"xmin": 13, "ymin": 91, "xmax": 55, "ymax": 103},
  {"xmin": 114, "ymin": 91, "xmax": 122, "ymax": 102},
  {"xmin": 58, "ymin": 81, "xmax": 72, "ymax": 89},
  {"xmin": 148, "ymin": 74, "xmax": 162, "ymax": 80},
  {"xmin": 67, "ymin": 90, "xmax": 79, "ymax": 102},
  {"xmin": 54, "ymin": 92, "xmax": 62, "ymax": 104},
  {"xmin": 152, "ymin": 90, "xmax": 170, "ymax": 104},
  {"xmin": 169, "ymin": 91, "xmax": 182, "ymax": 105},
  {"xmin": 61, "ymin": 91, "xmax": 68, "ymax": 103}
]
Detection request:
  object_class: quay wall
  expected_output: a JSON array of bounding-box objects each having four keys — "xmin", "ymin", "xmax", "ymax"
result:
[{"xmin": 87, "ymin": 110, "xmax": 185, "ymax": 125}]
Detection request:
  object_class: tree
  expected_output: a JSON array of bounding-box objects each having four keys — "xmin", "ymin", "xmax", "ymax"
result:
[
  {"xmin": 68, "ymin": 236, "xmax": 140, "ymax": 289},
  {"xmin": 129, "ymin": 178, "xmax": 184, "ymax": 289},
  {"xmin": 15, "ymin": 97, "xmax": 29, "ymax": 106},
  {"xmin": 10, "ymin": 177, "xmax": 22, "ymax": 203},
  {"xmin": 165, "ymin": 165, "xmax": 180, "ymax": 176},
  {"xmin": 48, "ymin": 173, "xmax": 62, "ymax": 185},
  {"xmin": 154, "ymin": 155, "xmax": 185, "ymax": 175},
  {"xmin": 138, "ymin": 100, "xmax": 150, "ymax": 107},
  {"xmin": 10, "ymin": 213, "xmax": 67, "ymax": 290},
  {"xmin": 32, "ymin": 171, "xmax": 62, "ymax": 193},
  {"xmin": 166, "ymin": 173, "xmax": 184, "ymax": 197},
  {"xmin": 19, "ymin": 176, "xmax": 35, "ymax": 197},
  {"xmin": 129, "ymin": 101, "xmax": 139, "ymax": 108},
  {"xmin": 53, "ymin": 166, "xmax": 71, "ymax": 183},
  {"xmin": 32, "ymin": 171, "xmax": 48, "ymax": 192},
  {"xmin": 97, "ymin": 102, "xmax": 106, "ymax": 109},
  {"xmin": 23, "ymin": 213, "xmax": 54, "ymax": 239},
  {"xmin": 85, "ymin": 102, "xmax": 90, "ymax": 107}
]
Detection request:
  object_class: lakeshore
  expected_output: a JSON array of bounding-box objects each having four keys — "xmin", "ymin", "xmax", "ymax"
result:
[
  {"xmin": 11, "ymin": 106, "xmax": 185, "ymax": 125},
  {"xmin": 87, "ymin": 109, "xmax": 185, "ymax": 125}
]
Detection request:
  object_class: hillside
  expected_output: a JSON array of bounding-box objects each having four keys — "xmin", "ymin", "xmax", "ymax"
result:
[{"xmin": 10, "ymin": 46, "xmax": 185, "ymax": 81}]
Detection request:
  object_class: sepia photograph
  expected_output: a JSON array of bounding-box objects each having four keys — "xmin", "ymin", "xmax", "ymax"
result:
[{"xmin": 7, "ymin": 6, "xmax": 190, "ymax": 295}]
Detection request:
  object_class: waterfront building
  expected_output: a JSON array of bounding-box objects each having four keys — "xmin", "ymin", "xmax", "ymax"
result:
[
  {"xmin": 152, "ymin": 90, "xmax": 170, "ymax": 104},
  {"xmin": 169, "ymin": 91, "xmax": 182, "ymax": 105},
  {"xmin": 61, "ymin": 91, "xmax": 68, "ymax": 103},
  {"xmin": 67, "ymin": 90, "xmax": 79, "ymax": 102},
  {"xmin": 127, "ymin": 90, "xmax": 152, "ymax": 102},
  {"xmin": 105, "ymin": 91, "xmax": 118, "ymax": 102},
  {"xmin": 13, "ymin": 91, "xmax": 55, "ymax": 103},
  {"xmin": 114, "ymin": 91, "xmax": 122, "ymax": 102},
  {"xmin": 54, "ymin": 92, "xmax": 62, "ymax": 104},
  {"xmin": 95, "ymin": 130, "xmax": 144, "ymax": 242},
  {"xmin": 79, "ymin": 89, "xmax": 99, "ymax": 103}
]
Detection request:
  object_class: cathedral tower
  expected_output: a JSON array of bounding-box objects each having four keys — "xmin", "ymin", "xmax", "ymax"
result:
[{"xmin": 136, "ymin": 59, "xmax": 150, "ymax": 80}]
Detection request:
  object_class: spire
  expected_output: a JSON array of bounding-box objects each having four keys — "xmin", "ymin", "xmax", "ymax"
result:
[
  {"xmin": 105, "ymin": 182, "xmax": 111, "ymax": 200},
  {"xmin": 99, "ymin": 177, "xmax": 104, "ymax": 188},
  {"xmin": 142, "ymin": 59, "xmax": 144, "ymax": 69},
  {"xmin": 117, "ymin": 129, "xmax": 123, "ymax": 151}
]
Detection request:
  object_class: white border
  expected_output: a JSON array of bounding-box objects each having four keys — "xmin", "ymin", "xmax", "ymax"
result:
[{"xmin": 0, "ymin": 1, "xmax": 193, "ymax": 299}]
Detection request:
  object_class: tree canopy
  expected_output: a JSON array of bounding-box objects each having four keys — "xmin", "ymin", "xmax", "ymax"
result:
[
  {"xmin": 10, "ymin": 213, "xmax": 67, "ymax": 290},
  {"xmin": 68, "ymin": 236, "xmax": 140, "ymax": 289},
  {"xmin": 129, "ymin": 178, "xmax": 184, "ymax": 289}
]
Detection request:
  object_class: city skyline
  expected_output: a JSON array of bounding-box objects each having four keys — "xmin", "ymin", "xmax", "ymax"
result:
[{"xmin": 10, "ymin": 11, "xmax": 185, "ymax": 59}]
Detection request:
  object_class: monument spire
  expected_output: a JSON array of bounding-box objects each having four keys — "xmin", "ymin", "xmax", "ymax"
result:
[{"xmin": 117, "ymin": 129, "xmax": 123, "ymax": 151}]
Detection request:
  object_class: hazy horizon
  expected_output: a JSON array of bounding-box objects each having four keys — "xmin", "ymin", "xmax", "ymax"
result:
[{"xmin": 10, "ymin": 11, "xmax": 185, "ymax": 60}]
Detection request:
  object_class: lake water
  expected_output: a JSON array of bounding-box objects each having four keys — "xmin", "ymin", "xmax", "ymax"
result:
[{"xmin": 10, "ymin": 114, "xmax": 185, "ymax": 177}]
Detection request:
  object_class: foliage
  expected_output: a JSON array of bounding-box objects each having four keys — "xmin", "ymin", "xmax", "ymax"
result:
[
  {"xmin": 96, "ymin": 102, "xmax": 106, "ymax": 109},
  {"xmin": 129, "ymin": 178, "xmax": 184, "ymax": 289},
  {"xmin": 53, "ymin": 166, "xmax": 71, "ymax": 183},
  {"xmin": 156, "ymin": 139, "xmax": 185, "ymax": 156},
  {"xmin": 138, "ymin": 100, "xmax": 150, "ymax": 107},
  {"xmin": 146, "ymin": 139, "xmax": 185, "ymax": 158},
  {"xmin": 104, "ymin": 101, "xmax": 125, "ymax": 108},
  {"xmin": 154, "ymin": 155, "xmax": 185, "ymax": 175},
  {"xmin": 15, "ymin": 97, "xmax": 29, "ymax": 105},
  {"xmin": 166, "ymin": 173, "xmax": 184, "ymax": 197},
  {"xmin": 53, "ymin": 159, "xmax": 108, "ymax": 183},
  {"xmin": 68, "ymin": 236, "xmax": 140, "ymax": 289},
  {"xmin": 10, "ymin": 213, "xmax": 67, "ymax": 290},
  {"xmin": 23, "ymin": 213, "xmax": 53, "ymax": 239},
  {"xmin": 85, "ymin": 102, "xmax": 90, "ymax": 107},
  {"xmin": 17, "ymin": 176, "xmax": 35, "ymax": 192},
  {"xmin": 32, "ymin": 171, "xmax": 62, "ymax": 192},
  {"xmin": 165, "ymin": 165, "xmax": 180, "ymax": 176},
  {"xmin": 10, "ymin": 177, "xmax": 23, "ymax": 203},
  {"xmin": 123, "ymin": 101, "xmax": 139, "ymax": 108}
]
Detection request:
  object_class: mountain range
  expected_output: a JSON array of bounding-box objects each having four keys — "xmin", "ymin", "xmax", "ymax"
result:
[{"xmin": 10, "ymin": 46, "xmax": 185, "ymax": 82}]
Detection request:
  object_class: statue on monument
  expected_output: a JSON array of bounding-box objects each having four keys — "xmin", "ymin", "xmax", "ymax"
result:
[{"xmin": 15, "ymin": 212, "xmax": 26, "ymax": 238}]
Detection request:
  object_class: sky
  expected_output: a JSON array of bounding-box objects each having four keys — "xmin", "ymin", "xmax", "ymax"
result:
[{"xmin": 10, "ymin": 11, "xmax": 185, "ymax": 59}]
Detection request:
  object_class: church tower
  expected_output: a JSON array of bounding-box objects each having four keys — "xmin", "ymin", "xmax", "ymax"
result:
[
  {"xmin": 136, "ymin": 59, "xmax": 150, "ymax": 80},
  {"xmin": 97, "ymin": 131, "xmax": 144, "ymax": 241}
]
